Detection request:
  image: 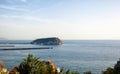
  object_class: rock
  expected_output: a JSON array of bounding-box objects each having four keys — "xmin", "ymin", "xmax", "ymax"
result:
[
  {"xmin": 10, "ymin": 66, "xmax": 19, "ymax": 74},
  {"xmin": 0, "ymin": 61, "xmax": 4, "ymax": 70},
  {"xmin": 0, "ymin": 61, "xmax": 9, "ymax": 74},
  {"xmin": 43, "ymin": 60, "xmax": 60, "ymax": 73},
  {"xmin": 31, "ymin": 37, "xmax": 63, "ymax": 45}
]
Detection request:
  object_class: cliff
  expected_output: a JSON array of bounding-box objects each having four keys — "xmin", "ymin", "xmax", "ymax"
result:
[{"xmin": 31, "ymin": 37, "xmax": 63, "ymax": 45}]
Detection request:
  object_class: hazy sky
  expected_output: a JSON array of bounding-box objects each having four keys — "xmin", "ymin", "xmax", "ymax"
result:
[{"xmin": 0, "ymin": 0, "xmax": 120, "ymax": 40}]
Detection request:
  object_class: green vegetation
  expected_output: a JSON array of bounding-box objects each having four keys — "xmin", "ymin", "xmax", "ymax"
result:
[
  {"xmin": 102, "ymin": 67, "xmax": 115, "ymax": 74},
  {"xmin": 9, "ymin": 54, "xmax": 78, "ymax": 74},
  {"xmin": 83, "ymin": 71, "xmax": 92, "ymax": 74},
  {"xmin": 60, "ymin": 69, "xmax": 79, "ymax": 74},
  {"xmin": 18, "ymin": 54, "xmax": 46, "ymax": 74},
  {"xmin": 102, "ymin": 59, "xmax": 120, "ymax": 74},
  {"xmin": 1, "ymin": 54, "xmax": 120, "ymax": 74}
]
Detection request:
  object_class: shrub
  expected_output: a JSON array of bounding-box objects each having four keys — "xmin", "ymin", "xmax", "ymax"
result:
[
  {"xmin": 17, "ymin": 54, "xmax": 47, "ymax": 74},
  {"xmin": 60, "ymin": 68, "xmax": 79, "ymax": 74},
  {"xmin": 83, "ymin": 71, "xmax": 92, "ymax": 74},
  {"xmin": 16, "ymin": 54, "xmax": 60, "ymax": 74},
  {"xmin": 102, "ymin": 67, "xmax": 116, "ymax": 74}
]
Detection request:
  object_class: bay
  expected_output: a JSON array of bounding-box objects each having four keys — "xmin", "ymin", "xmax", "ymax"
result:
[{"xmin": 0, "ymin": 40, "xmax": 120, "ymax": 74}]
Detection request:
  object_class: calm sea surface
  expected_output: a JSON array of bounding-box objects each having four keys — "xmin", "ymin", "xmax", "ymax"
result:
[{"xmin": 0, "ymin": 40, "xmax": 120, "ymax": 74}]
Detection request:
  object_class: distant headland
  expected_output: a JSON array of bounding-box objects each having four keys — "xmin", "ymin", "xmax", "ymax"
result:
[{"xmin": 31, "ymin": 37, "xmax": 63, "ymax": 45}]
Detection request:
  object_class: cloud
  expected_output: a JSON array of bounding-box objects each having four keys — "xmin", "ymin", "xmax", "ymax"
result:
[
  {"xmin": 0, "ymin": 14, "xmax": 21, "ymax": 18},
  {"xmin": 0, "ymin": 4, "xmax": 28, "ymax": 11},
  {"xmin": 0, "ymin": 14, "xmax": 68, "ymax": 25},
  {"xmin": 20, "ymin": 0, "xmax": 27, "ymax": 2},
  {"xmin": 8, "ymin": 0, "xmax": 27, "ymax": 3},
  {"xmin": 21, "ymin": 15, "xmax": 68, "ymax": 25}
]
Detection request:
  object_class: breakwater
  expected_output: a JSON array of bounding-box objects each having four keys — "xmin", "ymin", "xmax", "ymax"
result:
[{"xmin": 0, "ymin": 47, "xmax": 53, "ymax": 50}]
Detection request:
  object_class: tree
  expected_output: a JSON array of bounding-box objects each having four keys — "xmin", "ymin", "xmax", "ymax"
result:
[
  {"xmin": 102, "ymin": 67, "xmax": 115, "ymax": 74},
  {"xmin": 17, "ymin": 54, "xmax": 47, "ymax": 74},
  {"xmin": 114, "ymin": 59, "xmax": 120, "ymax": 74},
  {"xmin": 16, "ymin": 54, "xmax": 61, "ymax": 74}
]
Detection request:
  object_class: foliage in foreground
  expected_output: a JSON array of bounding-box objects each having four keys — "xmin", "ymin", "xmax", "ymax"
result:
[
  {"xmin": 1, "ymin": 54, "xmax": 120, "ymax": 74},
  {"xmin": 60, "ymin": 69, "xmax": 79, "ymax": 74},
  {"xmin": 16, "ymin": 54, "xmax": 59, "ymax": 74},
  {"xmin": 102, "ymin": 59, "xmax": 120, "ymax": 74},
  {"xmin": 10, "ymin": 54, "xmax": 79, "ymax": 74},
  {"xmin": 83, "ymin": 71, "xmax": 92, "ymax": 74}
]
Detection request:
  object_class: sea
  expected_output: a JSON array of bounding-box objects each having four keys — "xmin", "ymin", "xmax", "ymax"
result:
[{"xmin": 0, "ymin": 40, "xmax": 120, "ymax": 74}]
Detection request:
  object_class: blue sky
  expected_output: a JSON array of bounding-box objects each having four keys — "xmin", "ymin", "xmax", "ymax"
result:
[{"xmin": 0, "ymin": 0, "xmax": 120, "ymax": 40}]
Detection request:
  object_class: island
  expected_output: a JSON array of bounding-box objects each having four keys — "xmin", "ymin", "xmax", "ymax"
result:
[{"xmin": 31, "ymin": 37, "xmax": 63, "ymax": 45}]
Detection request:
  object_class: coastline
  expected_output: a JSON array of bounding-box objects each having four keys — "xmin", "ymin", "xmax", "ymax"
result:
[{"xmin": 0, "ymin": 40, "xmax": 120, "ymax": 73}]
